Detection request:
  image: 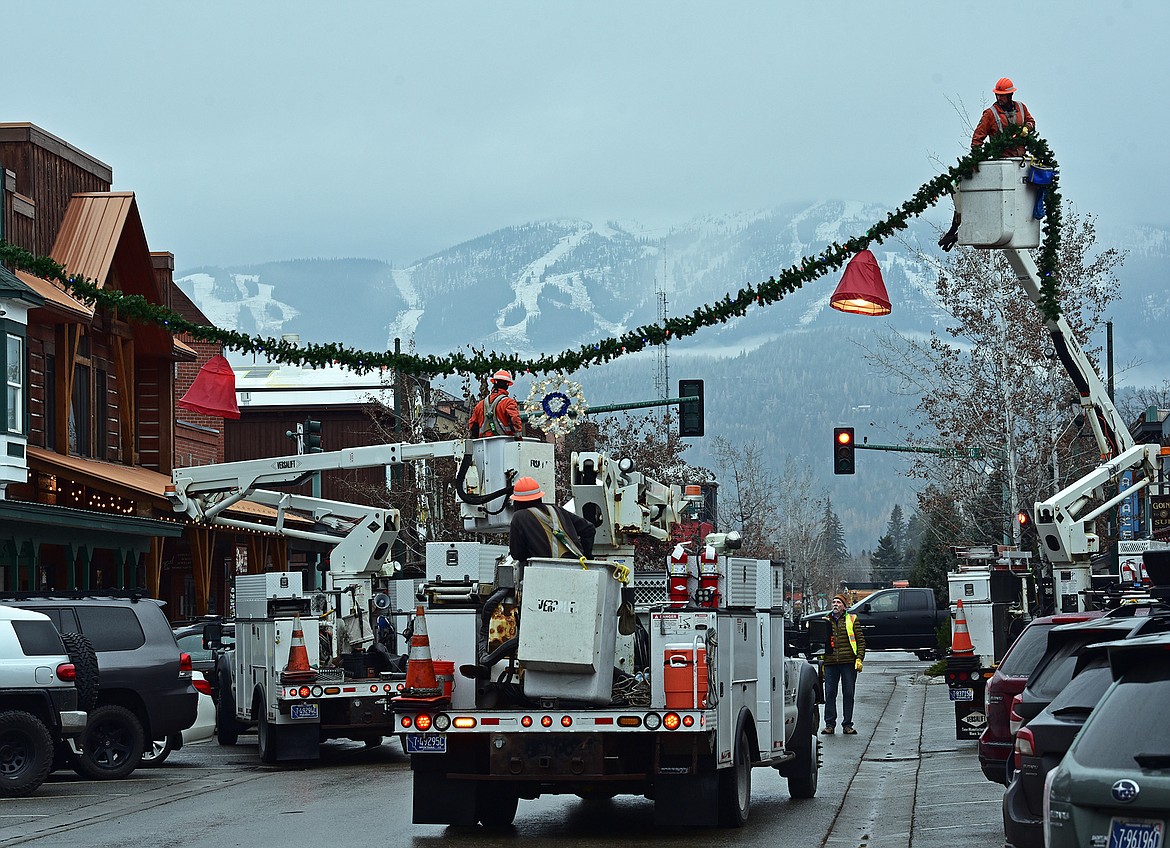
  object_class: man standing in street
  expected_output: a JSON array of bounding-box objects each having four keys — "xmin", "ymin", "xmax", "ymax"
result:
[
  {"xmin": 470, "ymin": 369, "xmax": 524, "ymax": 439},
  {"xmin": 822, "ymin": 593, "xmax": 866, "ymax": 735}
]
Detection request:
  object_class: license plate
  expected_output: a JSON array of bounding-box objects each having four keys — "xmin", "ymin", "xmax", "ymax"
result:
[
  {"xmin": 949, "ymin": 688, "xmax": 975, "ymax": 702},
  {"xmin": 290, "ymin": 703, "xmax": 319, "ymax": 720},
  {"xmin": 406, "ymin": 734, "xmax": 447, "ymax": 754},
  {"xmin": 1109, "ymin": 818, "xmax": 1164, "ymax": 848}
]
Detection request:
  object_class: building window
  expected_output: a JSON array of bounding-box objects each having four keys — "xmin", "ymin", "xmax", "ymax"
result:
[
  {"xmin": 5, "ymin": 334, "xmax": 22, "ymax": 434},
  {"xmin": 95, "ymin": 369, "xmax": 108, "ymax": 460},
  {"xmin": 70, "ymin": 363, "xmax": 91, "ymax": 457}
]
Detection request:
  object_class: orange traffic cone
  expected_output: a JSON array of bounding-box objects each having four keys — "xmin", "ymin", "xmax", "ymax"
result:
[
  {"xmin": 395, "ymin": 606, "xmax": 445, "ymax": 703},
  {"xmin": 950, "ymin": 600, "xmax": 976, "ymax": 657},
  {"xmin": 280, "ymin": 615, "xmax": 316, "ymax": 683}
]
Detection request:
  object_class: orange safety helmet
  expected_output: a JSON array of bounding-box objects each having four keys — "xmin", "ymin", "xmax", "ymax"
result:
[
  {"xmin": 491, "ymin": 369, "xmax": 514, "ymax": 386},
  {"xmin": 512, "ymin": 476, "xmax": 544, "ymax": 502},
  {"xmin": 993, "ymin": 77, "xmax": 1016, "ymax": 95}
]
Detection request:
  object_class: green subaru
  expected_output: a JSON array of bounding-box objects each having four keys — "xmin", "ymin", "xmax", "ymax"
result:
[{"xmin": 1044, "ymin": 631, "xmax": 1170, "ymax": 848}]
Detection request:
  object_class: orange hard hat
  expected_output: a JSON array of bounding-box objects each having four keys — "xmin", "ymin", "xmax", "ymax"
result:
[
  {"xmin": 994, "ymin": 77, "xmax": 1016, "ymax": 95},
  {"xmin": 512, "ymin": 476, "xmax": 543, "ymax": 502},
  {"xmin": 491, "ymin": 369, "xmax": 514, "ymax": 385}
]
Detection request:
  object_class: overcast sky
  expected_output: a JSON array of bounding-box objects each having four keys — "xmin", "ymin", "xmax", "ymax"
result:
[{"xmin": 7, "ymin": 1, "xmax": 1167, "ymax": 269}]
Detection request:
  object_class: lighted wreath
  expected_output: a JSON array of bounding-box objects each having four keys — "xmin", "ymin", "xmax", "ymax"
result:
[{"xmin": 524, "ymin": 374, "xmax": 587, "ymax": 436}]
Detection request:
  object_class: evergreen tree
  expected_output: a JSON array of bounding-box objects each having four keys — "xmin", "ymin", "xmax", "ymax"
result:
[
  {"xmin": 869, "ymin": 533, "xmax": 901, "ymax": 584},
  {"xmin": 889, "ymin": 503, "xmax": 906, "ymax": 562},
  {"xmin": 819, "ymin": 498, "xmax": 850, "ymax": 569},
  {"xmin": 908, "ymin": 488, "xmax": 957, "ymax": 604}
]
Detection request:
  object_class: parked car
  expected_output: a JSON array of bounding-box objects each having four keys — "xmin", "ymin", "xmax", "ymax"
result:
[
  {"xmin": 1013, "ymin": 604, "xmax": 1170, "ymax": 732},
  {"xmin": 0, "ymin": 605, "xmax": 92, "ymax": 797},
  {"xmin": 1002, "ymin": 644, "xmax": 1114, "ymax": 848},
  {"xmin": 1044, "ymin": 631, "xmax": 1170, "ymax": 848},
  {"xmin": 804, "ymin": 587, "xmax": 948, "ymax": 659},
  {"xmin": 978, "ymin": 612, "xmax": 1101, "ymax": 784},
  {"xmin": 0, "ymin": 594, "xmax": 199, "ymax": 780},
  {"xmin": 140, "ymin": 622, "xmax": 235, "ymax": 767}
]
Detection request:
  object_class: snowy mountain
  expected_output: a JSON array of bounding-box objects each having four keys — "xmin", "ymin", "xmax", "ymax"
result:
[{"xmin": 174, "ymin": 202, "xmax": 1170, "ymax": 551}]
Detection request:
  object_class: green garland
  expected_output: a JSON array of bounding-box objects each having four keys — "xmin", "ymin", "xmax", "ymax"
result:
[{"xmin": 0, "ymin": 125, "xmax": 1058, "ymax": 378}]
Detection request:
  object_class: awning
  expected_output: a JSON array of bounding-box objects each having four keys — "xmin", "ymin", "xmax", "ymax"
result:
[{"xmin": 0, "ymin": 499, "xmax": 184, "ymax": 552}]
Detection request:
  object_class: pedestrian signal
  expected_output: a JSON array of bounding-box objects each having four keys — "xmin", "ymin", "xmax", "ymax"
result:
[{"xmin": 833, "ymin": 427, "xmax": 855, "ymax": 475}]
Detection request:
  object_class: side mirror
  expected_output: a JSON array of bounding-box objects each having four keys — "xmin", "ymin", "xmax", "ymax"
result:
[
  {"xmin": 806, "ymin": 618, "xmax": 832, "ymax": 655},
  {"xmin": 203, "ymin": 621, "xmax": 224, "ymax": 651}
]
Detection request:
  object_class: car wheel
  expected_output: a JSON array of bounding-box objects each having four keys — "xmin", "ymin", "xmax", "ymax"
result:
[
  {"xmin": 216, "ymin": 671, "xmax": 241, "ymax": 746},
  {"xmin": 0, "ymin": 710, "xmax": 54, "ymax": 798},
  {"xmin": 140, "ymin": 734, "xmax": 179, "ymax": 768},
  {"xmin": 60, "ymin": 633, "xmax": 100, "ymax": 712},
  {"xmin": 75, "ymin": 704, "xmax": 145, "ymax": 780},
  {"xmin": 717, "ymin": 723, "xmax": 752, "ymax": 827},
  {"xmin": 256, "ymin": 698, "xmax": 278, "ymax": 764}
]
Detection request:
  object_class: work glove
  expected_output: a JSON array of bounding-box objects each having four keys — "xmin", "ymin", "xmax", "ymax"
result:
[{"xmin": 855, "ymin": 658, "xmax": 863, "ymax": 673}]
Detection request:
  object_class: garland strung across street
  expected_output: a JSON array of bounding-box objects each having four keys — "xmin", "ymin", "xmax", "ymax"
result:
[{"xmin": 0, "ymin": 125, "xmax": 1058, "ymax": 379}]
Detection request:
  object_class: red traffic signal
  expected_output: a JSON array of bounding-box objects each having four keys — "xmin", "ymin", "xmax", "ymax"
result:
[{"xmin": 1016, "ymin": 509, "xmax": 1032, "ymax": 529}]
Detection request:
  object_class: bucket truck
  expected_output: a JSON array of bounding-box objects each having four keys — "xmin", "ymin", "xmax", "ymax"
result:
[
  {"xmin": 168, "ymin": 437, "xmax": 554, "ymax": 762},
  {"xmin": 394, "ymin": 450, "xmax": 825, "ymax": 829}
]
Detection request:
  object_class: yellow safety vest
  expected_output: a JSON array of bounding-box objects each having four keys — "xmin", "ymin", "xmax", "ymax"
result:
[{"xmin": 825, "ymin": 612, "xmax": 859, "ymax": 656}]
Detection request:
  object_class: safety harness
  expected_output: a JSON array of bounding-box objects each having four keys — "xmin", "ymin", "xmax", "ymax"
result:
[
  {"xmin": 483, "ymin": 392, "xmax": 517, "ymax": 436},
  {"xmin": 990, "ymin": 101, "xmax": 1028, "ymax": 132},
  {"xmin": 531, "ymin": 506, "xmax": 585, "ymax": 559}
]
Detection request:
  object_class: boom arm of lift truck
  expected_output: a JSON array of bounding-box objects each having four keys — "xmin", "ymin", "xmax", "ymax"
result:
[{"xmin": 1003, "ymin": 249, "xmax": 1161, "ymax": 568}]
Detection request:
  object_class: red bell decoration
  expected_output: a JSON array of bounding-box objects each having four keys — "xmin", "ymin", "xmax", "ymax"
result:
[
  {"xmin": 178, "ymin": 354, "xmax": 241, "ymax": 419},
  {"xmin": 830, "ymin": 249, "xmax": 892, "ymax": 316}
]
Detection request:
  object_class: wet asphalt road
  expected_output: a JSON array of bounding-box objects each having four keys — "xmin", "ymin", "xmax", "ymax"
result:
[{"xmin": 0, "ymin": 652, "xmax": 1006, "ymax": 848}]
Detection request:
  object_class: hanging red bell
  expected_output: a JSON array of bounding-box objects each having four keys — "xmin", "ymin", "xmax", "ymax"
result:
[
  {"xmin": 829, "ymin": 249, "xmax": 892, "ymax": 316},
  {"xmin": 178, "ymin": 354, "xmax": 241, "ymax": 419}
]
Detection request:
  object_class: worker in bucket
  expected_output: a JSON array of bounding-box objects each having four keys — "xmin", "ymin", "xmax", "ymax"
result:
[
  {"xmin": 507, "ymin": 476, "xmax": 595, "ymax": 563},
  {"xmin": 469, "ymin": 368, "xmax": 524, "ymax": 439},
  {"xmin": 938, "ymin": 77, "xmax": 1037, "ymax": 251},
  {"xmin": 821, "ymin": 593, "xmax": 866, "ymax": 735}
]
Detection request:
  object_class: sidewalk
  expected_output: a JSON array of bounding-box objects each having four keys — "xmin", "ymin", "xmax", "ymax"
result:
[{"xmin": 822, "ymin": 665, "xmax": 1005, "ymax": 848}]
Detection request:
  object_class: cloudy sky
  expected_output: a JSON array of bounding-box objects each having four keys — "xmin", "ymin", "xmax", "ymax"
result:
[{"xmin": 7, "ymin": 1, "xmax": 1166, "ymax": 269}]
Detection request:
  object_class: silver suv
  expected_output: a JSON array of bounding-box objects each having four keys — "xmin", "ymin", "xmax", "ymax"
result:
[{"xmin": 0, "ymin": 605, "xmax": 89, "ymax": 797}]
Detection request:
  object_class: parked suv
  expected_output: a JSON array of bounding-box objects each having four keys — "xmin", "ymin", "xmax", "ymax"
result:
[
  {"xmin": 978, "ymin": 612, "xmax": 1101, "ymax": 784},
  {"xmin": 1044, "ymin": 631, "xmax": 1170, "ymax": 848},
  {"xmin": 0, "ymin": 605, "xmax": 91, "ymax": 796},
  {"xmin": 0, "ymin": 594, "xmax": 198, "ymax": 780}
]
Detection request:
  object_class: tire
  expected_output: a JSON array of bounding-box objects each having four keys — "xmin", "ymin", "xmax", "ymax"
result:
[
  {"xmin": 717, "ymin": 723, "xmax": 752, "ymax": 828},
  {"xmin": 787, "ymin": 730, "xmax": 820, "ymax": 799},
  {"xmin": 476, "ymin": 783, "xmax": 520, "ymax": 827},
  {"xmin": 60, "ymin": 632, "xmax": 99, "ymax": 712},
  {"xmin": 0, "ymin": 711, "xmax": 54, "ymax": 798},
  {"xmin": 216, "ymin": 671, "xmax": 241, "ymax": 747},
  {"xmin": 361, "ymin": 735, "xmax": 383, "ymax": 748},
  {"xmin": 75, "ymin": 704, "xmax": 145, "ymax": 780},
  {"xmin": 256, "ymin": 698, "xmax": 278, "ymax": 764},
  {"xmin": 140, "ymin": 733, "xmax": 178, "ymax": 767}
]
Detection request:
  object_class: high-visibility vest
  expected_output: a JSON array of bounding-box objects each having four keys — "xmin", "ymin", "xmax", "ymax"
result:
[{"xmin": 825, "ymin": 612, "xmax": 859, "ymax": 656}]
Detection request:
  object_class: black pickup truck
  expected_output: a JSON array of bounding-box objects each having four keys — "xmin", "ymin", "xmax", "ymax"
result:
[{"xmin": 804, "ymin": 587, "xmax": 950, "ymax": 660}]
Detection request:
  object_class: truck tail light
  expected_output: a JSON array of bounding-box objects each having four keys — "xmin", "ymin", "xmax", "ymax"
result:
[
  {"xmin": 1014, "ymin": 727, "xmax": 1035, "ymax": 770},
  {"xmin": 194, "ymin": 677, "xmax": 213, "ymax": 696},
  {"xmin": 179, "ymin": 652, "xmax": 193, "ymax": 678},
  {"xmin": 56, "ymin": 663, "xmax": 76, "ymax": 681}
]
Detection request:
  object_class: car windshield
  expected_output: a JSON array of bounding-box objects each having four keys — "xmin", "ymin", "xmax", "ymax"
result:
[
  {"xmin": 998, "ymin": 623, "xmax": 1053, "ymax": 676},
  {"xmin": 1071, "ymin": 663, "xmax": 1170, "ymax": 769}
]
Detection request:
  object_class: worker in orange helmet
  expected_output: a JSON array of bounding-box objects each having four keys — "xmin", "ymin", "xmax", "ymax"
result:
[
  {"xmin": 971, "ymin": 77, "xmax": 1036, "ymax": 153},
  {"xmin": 469, "ymin": 368, "xmax": 524, "ymax": 440},
  {"xmin": 939, "ymin": 77, "xmax": 1038, "ymax": 251},
  {"xmin": 507, "ymin": 476, "xmax": 596, "ymax": 564}
]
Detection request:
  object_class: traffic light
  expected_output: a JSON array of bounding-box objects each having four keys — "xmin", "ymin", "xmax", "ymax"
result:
[
  {"xmin": 833, "ymin": 427, "xmax": 855, "ymax": 475},
  {"xmin": 304, "ymin": 418, "xmax": 323, "ymax": 453},
  {"xmin": 1016, "ymin": 509, "xmax": 1032, "ymax": 530},
  {"xmin": 678, "ymin": 379, "xmax": 705, "ymax": 437}
]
